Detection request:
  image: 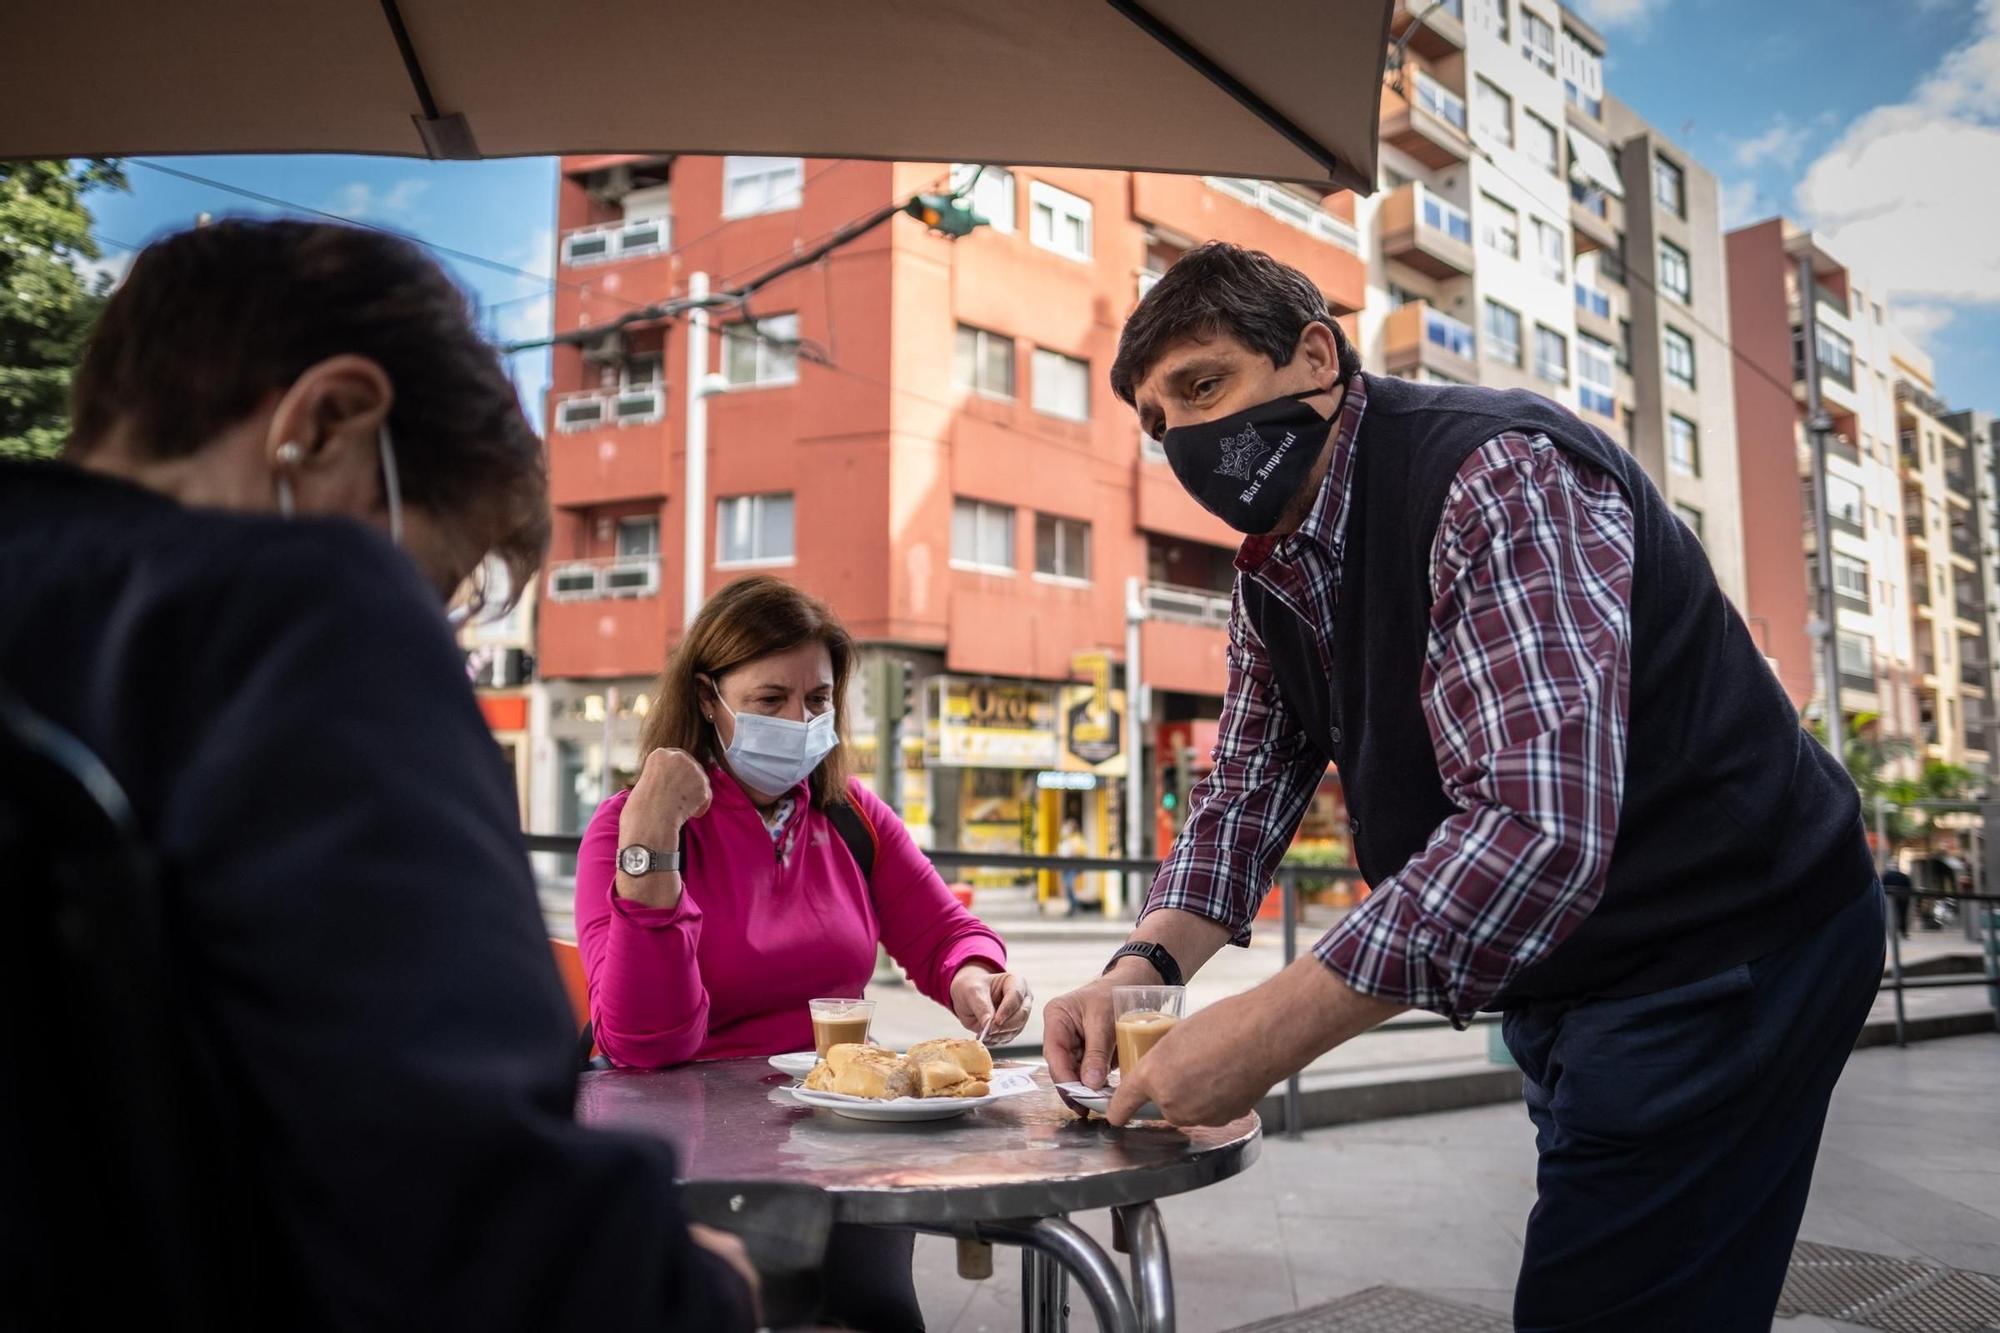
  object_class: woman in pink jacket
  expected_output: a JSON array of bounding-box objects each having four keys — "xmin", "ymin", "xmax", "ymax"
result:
[{"xmin": 576, "ymin": 575, "xmax": 1030, "ymax": 1331}]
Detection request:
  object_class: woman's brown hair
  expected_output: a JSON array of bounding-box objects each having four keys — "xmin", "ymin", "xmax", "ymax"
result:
[{"xmin": 638, "ymin": 576, "xmax": 857, "ymax": 809}]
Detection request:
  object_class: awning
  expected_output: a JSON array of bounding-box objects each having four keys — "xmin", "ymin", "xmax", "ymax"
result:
[
  {"xmin": 0, "ymin": 0, "xmax": 1393, "ymax": 194},
  {"xmin": 1567, "ymin": 128, "xmax": 1626, "ymax": 199}
]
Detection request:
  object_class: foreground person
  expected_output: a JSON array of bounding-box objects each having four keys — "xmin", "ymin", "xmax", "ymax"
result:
[
  {"xmin": 1044, "ymin": 243, "xmax": 1882, "ymax": 1332},
  {"xmin": 0, "ymin": 219, "xmax": 756, "ymax": 1330}
]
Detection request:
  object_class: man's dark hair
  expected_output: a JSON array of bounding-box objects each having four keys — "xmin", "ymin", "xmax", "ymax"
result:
[
  {"xmin": 1111, "ymin": 241, "xmax": 1363, "ymax": 406},
  {"xmin": 66, "ymin": 218, "xmax": 549, "ymax": 596}
]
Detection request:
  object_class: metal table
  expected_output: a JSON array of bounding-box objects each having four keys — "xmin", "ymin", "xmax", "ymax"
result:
[{"xmin": 577, "ymin": 1060, "xmax": 1261, "ymax": 1332}]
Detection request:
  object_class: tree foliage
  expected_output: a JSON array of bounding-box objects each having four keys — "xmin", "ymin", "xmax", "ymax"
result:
[{"xmin": 0, "ymin": 159, "xmax": 126, "ymax": 460}]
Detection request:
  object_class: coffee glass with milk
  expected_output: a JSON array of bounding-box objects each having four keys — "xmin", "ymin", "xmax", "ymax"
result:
[
  {"xmin": 808, "ymin": 998, "xmax": 875, "ymax": 1057},
  {"xmin": 1111, "ymin": 985, "xmax": 1186, "ymax": 1074}
]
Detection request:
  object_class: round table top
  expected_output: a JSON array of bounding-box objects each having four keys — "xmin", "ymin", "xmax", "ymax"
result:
[{"xmin": 576, "ymin": 1059, "xmax": 1262, "ymax": 1226}]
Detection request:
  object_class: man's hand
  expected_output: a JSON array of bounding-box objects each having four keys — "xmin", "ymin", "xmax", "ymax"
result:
[
  {"xmin": 1043, "ymin": 956, "xmax": 1161, "ymax": 1097},
  {"xmin": 949, "ymin": 963, "xmax": 1034, "ymax": 1044},
  {"xmin": 689, "ymin": 1224, "xmax": 761, "ymax": 1326},
  {"xmin": 1106, "ymin": 956, "xmax": 1407, "ymax": 1128},
  {"xmin": 615, "ymin": 748, "xmax": 711, "ymax": 908}
]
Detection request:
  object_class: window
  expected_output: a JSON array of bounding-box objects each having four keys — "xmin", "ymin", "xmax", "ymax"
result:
[
  {"xmin": 1532, "ymin": 216, "xmax": 1565, "ymax": 281},
  {"xmin": 952, "ymin": 498, "xmax": 1016, "ymax": 572},
  {"xmin": 953, "ymin": 325, "xmax": 1016, "ymax": 398},
  {"xmin": 1534, "ymin": 325, "xmax": 1569, "ymax": 385},
  {"xmin": 1425, "ymin": 306, "xmax": 1477, "ymax": 360},
  {"xmin": 1560, "ymin": 29, "xmax": 1604, "ymax": 117},
  {"xmin": 1653, "ymin": 154, "xmax": 1686, "ymax": 217},
  {"xmin": 1675, "ymin": 502, "xmax": 1706, "ymax": 545},
  {"xmin": 1473, "ymin": 0, "xmax": 1509, "ymax": 41},
  {"xmin": 1484, "ymin": 300, "xmax": 1523, "ymax": 367},
  {"xmin": 1826, "ymin": 474, "xmax": 1864, "ymax": 529},
  {"xmin": 1413, "ymin": 72, "xmax": 1469, "ymax": 131},
  {"xmin": 1577, "ymin": 333, "xmax": 1616, "ymax": 418},
  {"xmin": 1668, "ymin": 414, "xmax": 1699, "ymax": 476},
  {"xmin": 1029, "ymin": 181, "xmax": 1092, "ymax": 261},
  {"xmin": 1420, "ymin": 188, "xmax": 1473, "ymax": 243},
  {"xmin": 1480, "ymin": 194, "xmax": 1520, "ymax": 257},
  {"xmin": 716, "ymin": 493, "xmax": 795, "ymax": 566},
  {"xmin": 1658, "ymin": 239, "xmax": 1692, "ymax": 304},
  {"xmin": 1474, "ymin": 77, "xmax": 1514, "ymax": 148},
  {"xmin": 1833, "ymin": 553, "xmax": 1870, "ymax": 606},
  {"xmin": 722, "ymin": 312, "xmax": 800, "ymax": 387},
  {"xmin": 616, "ymin": 515, "xmax": 660, "ymax": 557},
  {"xmin": 1836, "ymin": 630, "xmax": 1873, "ymax": 681},
  {"xmin": 1035, "ymin": 514, "xmax": 1092, "ymax": 582},
  {"xmin": 1816, "ymin": 326, "xmax": 1855, "ymax": 388},
  {"xmin": 1031, "ymin": 348, "xmax": 1090, "ymax": 421},
  {"xmin": 622, "ymin": 354, "xmax": 662, "ymax": 387},
  {"xmin": 951, "ymin": 164, "xmax": 1016, "ymax": 233},
  {"xmin": 722, "ymin": 156, "xmax": 803, "ymax": 218},
  {"xmin": 1520, "ymin": 10, "xmax": 1556, "ymax": 73},
  {"xmin": 1524, "ymin": 110, "xmax": 1560, "ymax": 176},
  {"xmin": 1664, "ymin": 325, "xmax": 1696, "ymax": 389}
]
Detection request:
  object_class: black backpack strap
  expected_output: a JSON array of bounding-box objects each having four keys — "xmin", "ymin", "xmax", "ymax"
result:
[{"xmin": 825, "ymin": 797, "xmax": 877, "ymax": 883}]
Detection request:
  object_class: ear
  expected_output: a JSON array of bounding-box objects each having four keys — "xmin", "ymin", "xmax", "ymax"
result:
[
  {"xmin": 1296, "ymin": 321, "xmax": 1339, "ymax": 384},
  {"xmin": 264, "ymin": 354, "xmax": 394, "ymax": 476}
]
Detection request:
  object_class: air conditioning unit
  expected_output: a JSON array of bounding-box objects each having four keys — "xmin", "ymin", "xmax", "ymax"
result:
[
  {"xmin": 604, "ymin": 559, "xmax": 659, "ymax": 598},
  {"xmin": 549, "ymin": 564, "xmax": 601, "ymax": 600},
  {"xmin": 561, "ymin": 229, "xmax": 613, "ymax": 265},
  {"xmin": 556, "ymin": 395, "xmax": 608, "ymax": 432}
]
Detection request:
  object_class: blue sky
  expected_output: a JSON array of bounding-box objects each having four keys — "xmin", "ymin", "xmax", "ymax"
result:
[{"xmin": 77, "ymin": 0, "xmax": 2000, "ymax": 413}]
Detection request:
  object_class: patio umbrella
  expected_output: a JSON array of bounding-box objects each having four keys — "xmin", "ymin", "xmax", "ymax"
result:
[{"xmin": 0, "ymin": 0, "xmax": 1391, "ymax": 193}]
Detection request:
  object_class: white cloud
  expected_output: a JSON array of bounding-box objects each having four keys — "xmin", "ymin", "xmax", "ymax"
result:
[
  {"xmin": 1892, "ymin": 302, "xmax": 1958, "ymax": 343},
  {"xmin": 1729, "ymin": 116, "xmax": 1811, "ymax": 171},
  {"xmin": 322, "ymin": 178, "xmax": 430, "ymax": 223},
  {"xmin": 1796, "ymin": 0, "xmax": 2000, "ymax": 315},
  {"xmin": 70, "ymin": 245, "xmax": 134, "ymax": 293},
  {"xmin": 1566, "ymin": 0, "xmax": 1665, "ymax": 28},
  {"xmin": 1718, "ymin": 178, "xmax": 1767, "ymax": 229},
  {"xmin": 492, "ymin": 292, "xmax": 552, "ymax": 348}
]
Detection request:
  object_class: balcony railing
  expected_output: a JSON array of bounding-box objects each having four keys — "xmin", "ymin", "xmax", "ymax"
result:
[
  {"xmin": 561, "ymin": 215, "xmax": 672, "ymax": 267},
  {"xmin": 1963, "ymin": 660, "xmax": 1990, "ymax": 689},
  {"xmin": 1205, "ymin": 177, "xmax": 1360, "ymax": 252},
  {"xmin": 547, "ymin": 554, "xmax": 663, "ymax": 602},
  {"xmin": 1424, "ymin": 306, "xmax": 1477, "ymax": 361},
  {"xmin": 1900, "ymin": 432, "xmax": 1920, "ymax": 467},
  {"xmin": 1896, "ymin": 376, "xmax": 1951, "ymax": 421},
  {"xmin": 554, "ymin": 385, "xmax": 666, "ymax": 433},
  {"xmin": 1144, "ymin": 582, "xmax": 1233, "ymax": 629},
  {"xmin": 1418, "ymin": 187, "xmax": 1472, "ymax": 245},
  {"xmin": 1952, "ymin": 525, "xmax": 1981, "ymax": 561},
  {"xmin": 1828, "ymin": 433, "xmax": 1860, "ymax": 465},
  {"xmin": 1574, "ymin": 282, "xmax": 1611, "ymax": 320},
  {"xmin": 1413, "ymin": 71, "xmax": 1467, "ymax": 131}
]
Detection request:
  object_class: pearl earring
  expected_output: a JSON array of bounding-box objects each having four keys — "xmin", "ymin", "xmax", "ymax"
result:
[
  {"xmin": 274, "ymin": 441, "xmax": 302, "ymax": 518},
  {"xmin": 275, "ymin": 441, "xmax": 303, "ymax": 467}
]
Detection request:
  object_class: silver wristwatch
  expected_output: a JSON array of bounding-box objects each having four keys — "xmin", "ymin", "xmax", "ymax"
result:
[{"xmin": 617, "ymin": 845, "xmax": 681, "ymax": 876}]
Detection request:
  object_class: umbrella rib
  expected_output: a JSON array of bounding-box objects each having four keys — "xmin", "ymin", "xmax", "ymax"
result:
[
  {"xmin": 1103, "ymin": 0, "xmax": 1343, "ymax": 182},
  {"xmin": 376, "ymin": 0, "xmax": 480, "ymax": 159}
]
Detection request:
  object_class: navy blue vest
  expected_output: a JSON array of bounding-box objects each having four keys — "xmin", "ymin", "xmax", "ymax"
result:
[{"xmin": 1244, "ymin": 374, "xmax": 1871, "ymax": 1005}]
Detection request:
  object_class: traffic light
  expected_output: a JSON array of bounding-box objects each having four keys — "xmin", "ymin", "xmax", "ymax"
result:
[
  {"xmin": 1158, "ymin": 764, "xmax": 1179, "ymax": 813},
  {"xmin": 904, "ymin": 192, "xmax": 986, "ymax": 238}
]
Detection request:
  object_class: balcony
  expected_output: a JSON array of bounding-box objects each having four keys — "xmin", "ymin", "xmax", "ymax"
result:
[
  {"xmin": 1383, "ymin": 301, "xmax": 1479, "ymax": 385},
  {"xmin": 1203, "ymin": 177, "xmax": 1360, "ymax": 253},
  {"xmin": 1381, "ymin": 70, "xmax": 1472, "ymax": 169},
  {"xmin": 1896, "ymin": 376, "xmax": 1952, "ymax": 422},
  {"xmin": 1900, "ymin": 432, "xmax": 1920, "ymax": 468},
  {"xmin": 1143, "ymin": 582, "xmax": 1233, "ymax": 629},
  {"xmin": 1827, "ymin": 433, "xmax": 1860, "ymax": 466},
  {"xmin": 1390, "ymin": 0, "xmax": 1465, "ymax": 58},
  {"xmin": 1951, "ymin": 524, "xmax": 1981, "ymax": 564},
  {"xmin": 1379, "ymin": 182, "xmax": 1473, "ymax": 279},
  {"xmin": 1906, "ymin": 510, "xmax": 1928, "ymax": 544},
  {"xmin": 553, "ymin": 385, "xmax": 667, "ymax": 433},
  {"xmin": 547, "ymin": 553, "xmax": 664, "ymax": 603},
  {"xmin": 1963, "ymin": 660, "xmax": 1990, "ymax": 691},
  {"xmin": 560, "ymin": 214, "xmax": 672, "ymax": 268}
]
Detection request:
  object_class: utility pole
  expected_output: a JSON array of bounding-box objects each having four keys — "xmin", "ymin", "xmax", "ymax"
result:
[
  {"xmin": 1121, "ymin": 576, "xmax": 1148, "ymax": 917},
  {"xmin": 871, "ymin": 656, "xmax": 907, "ymax": 814},
  {"xmin": 682, "ymin": 272, "xmax": 711, "ymax": 630},
  {"xmin": 1798, "ymin": 252, "xmax": 1847, "ymax": 776}
]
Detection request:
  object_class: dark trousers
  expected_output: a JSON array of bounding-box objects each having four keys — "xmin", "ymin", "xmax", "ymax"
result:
[
  {"xmin": 1502, "ymin": 885, "xmax": 1884, "ymax": 1332},
  {"xmin": 819, "ymin": 1223, "xmax": 924, "ymax": 1331}
]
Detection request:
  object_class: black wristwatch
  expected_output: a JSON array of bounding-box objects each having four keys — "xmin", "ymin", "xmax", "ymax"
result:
[{"xmin": 1104, "ymin": 941, "xmax": 1184, "ymax": 988}]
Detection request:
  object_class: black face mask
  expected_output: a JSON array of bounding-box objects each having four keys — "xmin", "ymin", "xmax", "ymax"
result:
[{"xmin": 1160, "ymin": 387, "xmax": 1334, "ymax": 535}]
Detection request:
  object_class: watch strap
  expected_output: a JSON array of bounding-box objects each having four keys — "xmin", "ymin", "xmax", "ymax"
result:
[
  {"xmin": 621, "ymin": 845, "xmax": 681, "ymax": 874},
  {"xmin": 1104, "ymin": 940, "xmax": 1184, "ymax": 988}
]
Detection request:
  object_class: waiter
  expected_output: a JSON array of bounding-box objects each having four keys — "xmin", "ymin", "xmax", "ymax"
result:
[{"xmin": 1043, "ymin": 242, "xmax": 1882, "ymax": 1332}]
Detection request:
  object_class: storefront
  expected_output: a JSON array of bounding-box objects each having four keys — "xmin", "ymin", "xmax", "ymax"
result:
[
  {"xmin": 924, "ymin": 677, "xmax": 1060, "ymax": 887},
  {"xmin": 1038, "ymin": 654, "xmax": 1130, "ymax": 910},
  {"xmin": 534, "ymin": 677, "xmax": 655, "ymax": 843}
]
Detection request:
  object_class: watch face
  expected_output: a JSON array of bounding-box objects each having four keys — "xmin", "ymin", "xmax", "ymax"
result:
[{"xmin": 619, "ymin": 846, "xmax": 650, "ymax": 876}]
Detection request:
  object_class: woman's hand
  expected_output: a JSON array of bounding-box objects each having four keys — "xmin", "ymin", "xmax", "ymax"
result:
[
  {"xmin": 949, "ymin": 963, "xmax": 1034, "ymax": 1045},
  {"xmin": 615, "ymin": 748, "xmax": 711, "ymax": 909}
]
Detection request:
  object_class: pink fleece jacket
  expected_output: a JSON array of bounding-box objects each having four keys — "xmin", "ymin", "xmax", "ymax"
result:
[{"xmin": 575, "ymin": 770, "xmax": 1008, "ymax": 1068}]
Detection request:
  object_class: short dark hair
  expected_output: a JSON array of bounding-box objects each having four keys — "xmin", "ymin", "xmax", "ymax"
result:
[
  {"xmin": 1111, "ymin": 241, "xmax": 1362, "ymax": 406},
  {"xmin": 66, "ymin": 218, "xmax": 549, "ymax": 597}
]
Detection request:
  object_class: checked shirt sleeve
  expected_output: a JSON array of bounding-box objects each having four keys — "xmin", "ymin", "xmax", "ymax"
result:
[
  {"xmin": 1140, "ymin": 586, "xmax": 1329, "ymax": 945},
  {"xmin": 1315, "ymin": 433, "xmax": 1635, "ymax": 1025}
]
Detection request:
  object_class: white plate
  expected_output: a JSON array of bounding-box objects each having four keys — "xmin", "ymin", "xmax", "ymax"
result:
[
  {"xmin": 768, "ymin": 1051, "xmax": 820, "ymax": 1078},
  {"xmin": 786, "ymin": 1068, "xmax": 1038, "ymax": 1122},
  {"xmin": 1054, "ymin": 1076, "xmax": 1165, "ymax": 1121}
]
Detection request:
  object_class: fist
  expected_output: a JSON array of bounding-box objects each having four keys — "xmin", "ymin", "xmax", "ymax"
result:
[{"xmin": 620, "ymin": 747, "xmax": 712, "ymax": 848}]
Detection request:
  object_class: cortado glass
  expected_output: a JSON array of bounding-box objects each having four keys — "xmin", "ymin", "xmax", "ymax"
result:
[
  {"xmin": 809, "ymin": 998, "xmax": 875, "ymax": 1058},
  {"xmin": 1112, "ymin": 984, "xmax": 1186, "ymax": 1075}
]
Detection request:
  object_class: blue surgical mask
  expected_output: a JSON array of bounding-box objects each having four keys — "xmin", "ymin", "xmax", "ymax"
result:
[{"xmin": 711, "ymin": 691, "xmax": 840, "ymax": 795}]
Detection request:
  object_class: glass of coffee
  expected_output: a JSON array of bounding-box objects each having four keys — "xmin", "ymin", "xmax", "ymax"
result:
[
  {"xmin": 1112, "ymin": 985, "xmax": 1186, "ymax": 1075},
  {"xmin": 809, "ymin": 998, "xmax": 875, "ymax": 1057}
]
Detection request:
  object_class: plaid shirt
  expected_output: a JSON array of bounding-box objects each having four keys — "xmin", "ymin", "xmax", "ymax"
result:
[{"xmin": 1143, "ymin": 375, "xmax": 1635, "ymax": 1025}]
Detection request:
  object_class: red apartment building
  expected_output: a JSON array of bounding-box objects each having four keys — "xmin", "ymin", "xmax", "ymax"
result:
[{"xmin": 526, "ymin": 154, "xmax": 1366, "ymax": 877}]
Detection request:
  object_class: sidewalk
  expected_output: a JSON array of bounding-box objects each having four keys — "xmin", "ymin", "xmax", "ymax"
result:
[{"xmin": 910, "ymin": 1034, "xmax": 2000, "ymax": 1332}]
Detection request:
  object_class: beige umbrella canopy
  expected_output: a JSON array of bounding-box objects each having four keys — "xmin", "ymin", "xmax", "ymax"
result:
[{"xmin": 0, "ymin": 0, "xmax": 1391, "ymax": 194}]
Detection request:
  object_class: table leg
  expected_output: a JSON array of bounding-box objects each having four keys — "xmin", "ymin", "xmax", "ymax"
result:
[
  {"xmin": 1023, "ymin": 1245, "xmax": 1068, "ymax": 1332},
  {"xmin": 1113, "ymin": 1202, "xmax": 1174, "ymax": 1333}
]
